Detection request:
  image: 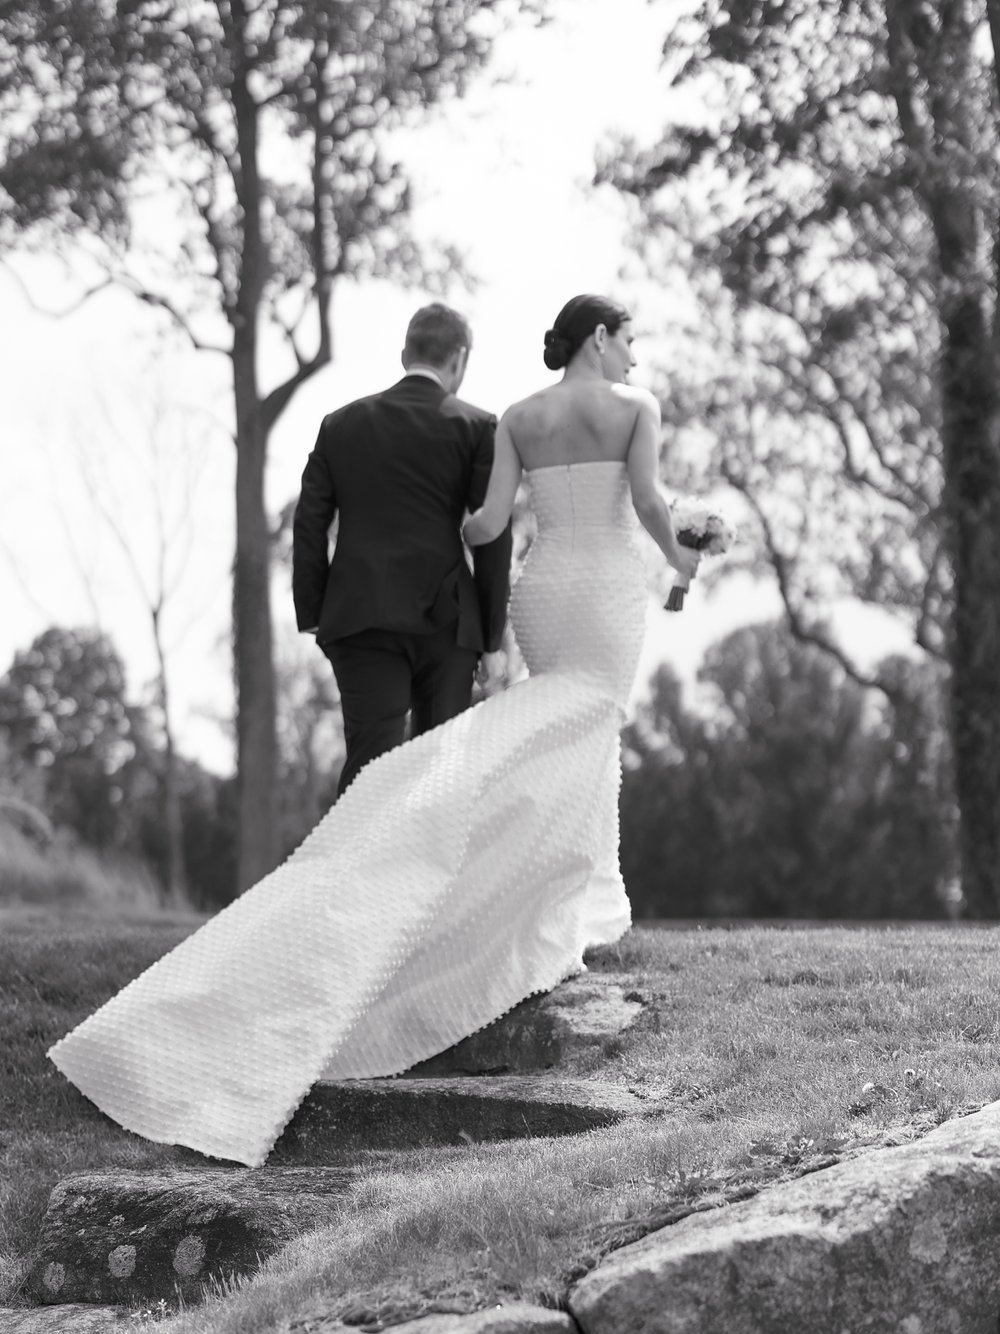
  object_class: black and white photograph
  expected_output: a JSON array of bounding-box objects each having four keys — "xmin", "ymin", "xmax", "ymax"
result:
[{"xmin": 3, "ymin": 1, "xmax": 1000, "ymax": 1330}]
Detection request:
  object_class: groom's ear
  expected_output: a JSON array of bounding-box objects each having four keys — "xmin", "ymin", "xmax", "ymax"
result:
[
  {"xmin": 400, "ymin": 346, "xmax": 411, "ymax": 370},
  {"xmin": 447, "ymin": 346, "xmax": 469, "ymax": 390}
]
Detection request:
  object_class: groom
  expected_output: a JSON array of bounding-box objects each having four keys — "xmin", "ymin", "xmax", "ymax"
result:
[{"xmin": 292, "ymin": 302, "xmax": 513, "ymax": 796}]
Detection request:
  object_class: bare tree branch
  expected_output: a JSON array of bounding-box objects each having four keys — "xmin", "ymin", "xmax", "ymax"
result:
[
  {"xmin": 74, "ymin": 431, "xmax": 156, "ymax": 614},
  {"xmin": 271, "ymin": 286, "xmax": 314, "ymax": 370},
  {"xmin": 2, "ymin": 257, "xmax": 231, "ymax": 355},
  {"xmin": 116, "ymin": 275, "xmax": 232, "ymax": 354},
  {"xmin": 822, "ymin": 363, "xmax": 934, "ymax": 507},
  {"xmin": 771, "ymin": 352, "xmax": 925, "ymax": 510},
  {"xmin": 723, "ymin": 460, "xmax": 899, "ymax": 698},
  {"xmin": 191, "ymin": 170, "xmax": 241, "ymax": 319},
  {"xmin": 0, "ymin": 532, "xmax": 56, "ymax": 622},
  {"xmin": 259, "ymin": 48, "xmax": 334, "ymax": 435},
  {"xmin": 260, "ymin": 321, "xmax": 332, "ymax": 434},
  {"xmin": 2, "ymin": 262, "xmax": 114, "ymax": 317}
]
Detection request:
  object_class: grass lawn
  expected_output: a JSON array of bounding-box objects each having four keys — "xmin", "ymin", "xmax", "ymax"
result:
[
  {"xmin": 0, "ymin": 907, "xmax": 209, "ymax": 1306},
  {"xmin": 4, "ymin": 908, "xmax": 1000, "ymax": 1331}
]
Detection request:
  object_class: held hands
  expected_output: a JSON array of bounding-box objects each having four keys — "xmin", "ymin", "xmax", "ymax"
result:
[{"xmin": 475, "ymin": 650, "xmax": 506, "ymax": 690}]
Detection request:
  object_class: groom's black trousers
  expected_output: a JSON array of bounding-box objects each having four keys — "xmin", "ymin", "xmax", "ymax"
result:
[{"xmin": 324, "ymin": 622, "xmax": 478, "ymax": 798}]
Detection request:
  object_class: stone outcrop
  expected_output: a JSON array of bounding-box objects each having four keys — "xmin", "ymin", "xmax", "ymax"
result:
[
  {"xmin": 569, "ymin": 1101, "xmax": 1000, "ymax": 1334},
  {"xmin": 405, "ymin": 976, "xmax": 643, "ymax": 1076},
  {"xmin": 302, "ymin": 1307, "xmax": 578, "ymax": 1333},
  {"xmin": 37, "ymin": 973, "xmax": 1000, "ymax": 1333},
  {"xmin": 27, "ymin": 1167, "xmax": 354, "ymax": 1307},
  {"xmin": 277, "ymin": 1076, "xmax": 642, "ymax": 1161},
  {"xmin": 382, "ymin": 1304, "xmax": 579, "ymax": 1332},
  {"xmin": 23, "ymin": 972, "xmax": 645, "ymax": 1312}
]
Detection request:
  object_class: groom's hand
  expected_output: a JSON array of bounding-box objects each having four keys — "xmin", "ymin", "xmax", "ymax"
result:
[{"xmin": 475, "ymin": 651, "xmax": 505, "ymax": 689}]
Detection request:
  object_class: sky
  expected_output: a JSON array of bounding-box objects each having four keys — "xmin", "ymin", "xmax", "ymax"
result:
[{"xmin": 0, "ymin": 0, "xmax": 908, "ymax": 773}]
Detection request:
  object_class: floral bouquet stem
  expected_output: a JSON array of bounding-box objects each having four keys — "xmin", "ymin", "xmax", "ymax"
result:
[{"xmin": 665, "ymin": 566, "xmax": 694, "ymax": 612}]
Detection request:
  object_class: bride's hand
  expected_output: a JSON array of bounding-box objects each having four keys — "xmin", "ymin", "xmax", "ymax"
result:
[{"xmin": 674, "ymin": 547, "xmax": 701, "ymax": 583}]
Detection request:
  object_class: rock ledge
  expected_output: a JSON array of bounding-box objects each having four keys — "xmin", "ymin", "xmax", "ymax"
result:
[
  {"xmin": 570, "ymin": 1099, "xmax": 1000, "ymax": 1334},
  {"xmin": 280, "ymin": 1076, "xmax": 642, "ymax": 1160}
]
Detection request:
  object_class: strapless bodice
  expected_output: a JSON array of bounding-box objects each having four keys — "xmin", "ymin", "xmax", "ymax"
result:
[
  {"xmin": 512, "ymin": 459, "xmax": 647, "ymax": 705},
  {"xmin": 525, "ymin": 461, "xmax": 637, "ymax": 538}
]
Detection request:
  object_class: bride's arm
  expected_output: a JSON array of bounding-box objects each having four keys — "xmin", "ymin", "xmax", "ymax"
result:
[
  {"xmin": 626, "ymin": 391, "xmax": 699, "ymax": 578},
  {"xmin": 464, "ymin": 414, "xmax": 522, "ymax": 546}
]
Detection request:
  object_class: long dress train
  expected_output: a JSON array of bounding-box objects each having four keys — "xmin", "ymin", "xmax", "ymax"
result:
[{"xmin": 48, "ymin": 461, "xmax": 649, "ymax": 1167}]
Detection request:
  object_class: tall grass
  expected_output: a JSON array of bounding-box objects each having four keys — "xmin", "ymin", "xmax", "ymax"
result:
[{"xmin": 0, "ymin": 823, "xmax": 182, "ymax": 914}]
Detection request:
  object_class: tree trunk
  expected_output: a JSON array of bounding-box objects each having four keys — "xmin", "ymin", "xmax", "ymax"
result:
[
  {"xmin": 939, "ymin": 296, "xmax": 1000, "ymax": 917},
  {"xmin": 893, "ymin": 0, "xmax": 1000, "ymax": 916},
  {"xmin": 229, "ymin": 18, "xmax": 279, "ymax": 894},
  {"xmin": 161, "ymin": 728, "xmax": 185, "ymax": 904},
  {"xmin": 152, "ymin": 607, "xmax": 186, "ymax": 904},
  {"xmin": 233, "ymin": 331, "xmax": 279, "ymax": 892}
]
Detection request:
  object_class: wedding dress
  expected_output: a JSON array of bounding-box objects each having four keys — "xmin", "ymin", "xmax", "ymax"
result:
[{"xmin": 49, "ymin": 461, "xmax": 650, "ymax": 1167}]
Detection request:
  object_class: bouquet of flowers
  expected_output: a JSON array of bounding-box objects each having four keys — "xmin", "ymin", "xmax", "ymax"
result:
[{"xmin": 665, "ymin": 500, "xmax": 736, "ymax": 611}]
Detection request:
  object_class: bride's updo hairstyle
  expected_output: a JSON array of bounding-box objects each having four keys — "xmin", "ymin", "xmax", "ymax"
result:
[{"xmin": 543, "ymin": 294, "xmax": 631, "ymax": 371}]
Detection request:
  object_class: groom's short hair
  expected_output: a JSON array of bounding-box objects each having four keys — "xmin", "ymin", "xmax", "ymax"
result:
[{"xmin": 404, "ymin": 303, "xmax": 472, "ymax": 367}]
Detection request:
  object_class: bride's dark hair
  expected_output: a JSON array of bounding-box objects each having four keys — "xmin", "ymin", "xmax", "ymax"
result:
[{"xmin": 543, "ymin": 294, "xmax": 631, "ymax": 371}]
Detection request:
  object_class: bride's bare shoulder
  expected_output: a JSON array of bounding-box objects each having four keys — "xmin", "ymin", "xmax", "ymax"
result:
[
  {"xmin": 505, "ymin": 385, "xmax": 559, "ymax": 412},
  {"xmin": 610, "ymin": 383, "xmax": 660, "ymax": 416},
  {"xmin": 500, "ymin": 386, "xmax": 561, "ymax": 428}
]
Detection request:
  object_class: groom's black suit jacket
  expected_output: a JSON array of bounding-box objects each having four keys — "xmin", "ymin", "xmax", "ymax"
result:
[{"xmin": 292, "ymin": 374, "xmax": 512, "ymax": 653}]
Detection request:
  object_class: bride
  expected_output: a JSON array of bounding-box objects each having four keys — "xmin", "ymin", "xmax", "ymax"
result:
[{"xmin": 48, "ymin": 294, "xmax": 701, "ymax": 1168}]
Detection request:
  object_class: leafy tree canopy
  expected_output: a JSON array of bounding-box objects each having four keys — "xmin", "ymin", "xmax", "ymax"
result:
[
  {"xmin": 0, "ymin": 0, "xmax": 538, "ymax": 354},
  {"xmin": 600, "ymin": 0, "xmax": 999, "ymax": 672},
  {"xmin": 621, "ymin": 619, "xmax": 957, "ymax": 920},
  {"xmin": 0, "ymin": 625, "xmax": 150, "ymax": 847}
]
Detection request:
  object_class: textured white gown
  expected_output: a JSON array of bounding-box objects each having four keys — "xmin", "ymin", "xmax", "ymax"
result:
[{"xmin": 49, "ymin": 461, "xmax": 649, "ymax": 1167}]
